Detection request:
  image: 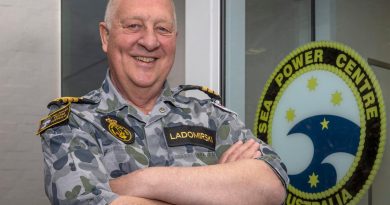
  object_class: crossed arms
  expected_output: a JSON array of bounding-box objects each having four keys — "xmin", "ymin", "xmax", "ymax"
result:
[
  {"xmin": 41, "ymin": 109, "xmax": 288, "ymax": 205},
  {"xmin": 110, "ymin": 139, "xmax": 286, "ymax": 205}
]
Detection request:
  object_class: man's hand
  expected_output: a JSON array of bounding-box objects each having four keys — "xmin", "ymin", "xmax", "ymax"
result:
[{"xmin": 218, "ymin": 139, "xmax": 262, "ymax": 164}]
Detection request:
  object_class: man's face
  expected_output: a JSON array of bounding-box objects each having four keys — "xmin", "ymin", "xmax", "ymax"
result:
[{"xmin": 100, "ymin": 0, "xmax": 177, "ymax": 90}]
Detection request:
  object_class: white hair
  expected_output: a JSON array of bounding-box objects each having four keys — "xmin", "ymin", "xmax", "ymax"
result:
[{"xmin": 104, "ymin": 0, "xmax": 177, "ymax": 30}]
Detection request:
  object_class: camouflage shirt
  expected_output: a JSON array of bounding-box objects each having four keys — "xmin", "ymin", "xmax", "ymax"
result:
[{"xmin": 40, "ymin": 74, "xmax": 289, "ymax": 205}]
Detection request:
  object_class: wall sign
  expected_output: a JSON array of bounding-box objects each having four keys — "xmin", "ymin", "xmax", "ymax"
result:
[{"xmin": 254, "ymin": 41, "xmax": 386, "ymax": 205}]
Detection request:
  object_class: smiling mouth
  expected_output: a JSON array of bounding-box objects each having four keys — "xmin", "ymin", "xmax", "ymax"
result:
[{"xmin": 135, "ymin": 56, "xmax": 157, "ymax": 63}]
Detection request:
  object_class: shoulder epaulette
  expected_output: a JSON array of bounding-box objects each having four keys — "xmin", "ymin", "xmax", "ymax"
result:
[
  {"xmin": 37, "ymin": 102, "xmax": 71, "ymax": 135},
  {"xmin": 211, "ymin": 101, "xmax": 237, "ymax": 115},
  {"xmin": 37, "ymin": 97, "xmax": 95, "ymax": 135},
  {"xmin": 47, "ymin": 97, "xmax": 96, "ymax": 107},
  {"xmin": 175, "ymin": 85, "xmax": 222, "ymax": 101}
]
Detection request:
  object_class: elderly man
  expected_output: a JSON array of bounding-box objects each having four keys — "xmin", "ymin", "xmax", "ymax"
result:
[{"xmin": 38, "ymin": 0, "xmax": 289, "ymax": 204}]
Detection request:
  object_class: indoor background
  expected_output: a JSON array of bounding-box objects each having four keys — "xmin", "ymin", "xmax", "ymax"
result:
[{"xmin": 0, "ymin": 0, "xmax": 388, "ymax": 204}]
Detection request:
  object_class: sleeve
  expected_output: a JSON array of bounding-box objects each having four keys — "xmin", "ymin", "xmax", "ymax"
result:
[
  {"xmin": 41, "ymin": 114, "xmax": 119, "ymax": 205},
  {"xmin": 215, "ymin": 111, "xmax": 290, "ymax": 189}
]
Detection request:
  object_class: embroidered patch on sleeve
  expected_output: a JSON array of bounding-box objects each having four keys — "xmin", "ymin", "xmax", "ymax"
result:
[{"xmin": 164, "ymin": 125, "xmax": 216, "ymax": 150}]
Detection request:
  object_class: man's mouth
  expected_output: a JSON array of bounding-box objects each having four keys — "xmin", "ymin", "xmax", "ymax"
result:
[{"xmin": 134, "ymin": 56, "xmax": 157, "ymax": 63}]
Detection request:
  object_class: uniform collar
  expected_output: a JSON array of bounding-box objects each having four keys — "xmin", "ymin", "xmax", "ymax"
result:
[
  {"xmin": 96, "ymin": 72, "xmax": 187, "ymax": 116},
  {"xmin": 96, "ymin": 72, "xmax": 130, "ymax": 114},
  {"xmin": 160, "ymin": 82, "xmax": 190, "ymax": 109}
]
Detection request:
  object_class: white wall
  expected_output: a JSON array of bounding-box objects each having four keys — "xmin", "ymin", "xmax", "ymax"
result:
[
  {"xmin": 185, "ymin": 0, "xmax": 220, "ymax": 99},
  {"xmin": 0, "ymin": 0, "xmax": 59, "ymax": 204},
  {"xmin": 168, "ymin": 0, "xmax": 186, "ymax": 87}
]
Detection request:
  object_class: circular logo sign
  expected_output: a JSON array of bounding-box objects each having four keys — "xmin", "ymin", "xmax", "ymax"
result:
[{"xmin": 254, "ymin": 41, "xmax": 386, "ymax": 205}]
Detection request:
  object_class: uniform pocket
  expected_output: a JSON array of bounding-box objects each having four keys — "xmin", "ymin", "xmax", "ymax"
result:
[
  {"xmin": 102, "ymin": 143, "xmax": 149, "ymax": 178},
  {"xmin": 169, "ymin": 145, "xmax": 218, "ymax": 166}
]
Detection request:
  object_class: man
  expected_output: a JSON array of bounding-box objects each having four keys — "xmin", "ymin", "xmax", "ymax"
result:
[{"xmin": 38, "ymin": 0, "xmax": 289, "ymax": 204}]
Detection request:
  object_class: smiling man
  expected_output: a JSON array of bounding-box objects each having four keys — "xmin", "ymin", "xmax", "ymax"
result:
[{"xmin": 38, "ymin": 0, "xmax": 288, "ymax": 204}]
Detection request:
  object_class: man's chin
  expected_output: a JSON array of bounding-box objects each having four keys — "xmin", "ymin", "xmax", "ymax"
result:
[{"xmin": 132, "ymin": 80, "xmax": 162, "ymax": 89}]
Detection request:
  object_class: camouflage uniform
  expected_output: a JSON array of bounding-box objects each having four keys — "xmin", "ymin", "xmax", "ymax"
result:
[{"xmin": 40, "ymin": 74, "xmax": 289, "ymax": 205}]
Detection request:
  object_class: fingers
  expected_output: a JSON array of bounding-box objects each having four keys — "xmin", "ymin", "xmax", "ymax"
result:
[
  {"xmin": 254, "ymin": 150, "xmax": 262, "ymax": 159},
  {"xmin": 218, "ymin": 139, "xmax": 262, "ymax": 164},
  {"xmin": 233, "ymin": 139, "xmax": 259, "ymax": 161},
  {"xmin": 218, "ymin": 140, "xmax": 243, "ymax": 163}
]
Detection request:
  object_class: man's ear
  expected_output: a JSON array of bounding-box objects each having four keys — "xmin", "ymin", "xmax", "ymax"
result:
[{"xmin": 99, "ymin": 22, "xmax": 109, "ymax": 53}]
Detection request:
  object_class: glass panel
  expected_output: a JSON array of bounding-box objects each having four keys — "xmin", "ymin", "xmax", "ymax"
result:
[
  {"xmin": 316, "ymin": 0, "xmax": 390, "ymax": 63},
  {"xmin": 61, "ymin": 0, "xmax": 107, "ymax": 96},
  {"xmin": 225, "ymin": 1, "xmax": 390, "ymax": 204},
  {"xmin": 225, "ymin": 0, "xmax": 311, "ymax": 125},
  {"xmin": 316, "ymin": 1, "xmax": 390, "ymax": 203},
  {"xmin": 370, "ymin": 65, "xmax": 390, "ymax": 205}
]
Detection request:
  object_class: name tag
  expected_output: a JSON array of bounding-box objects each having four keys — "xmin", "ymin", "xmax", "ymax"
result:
[{"xmin": 164, "ymin": 126, "xmax": 216, "ymax": 150}]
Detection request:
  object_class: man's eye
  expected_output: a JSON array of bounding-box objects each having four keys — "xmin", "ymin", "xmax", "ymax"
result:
[
  {"xmin": 156, "ymin": 26, "xmax": 172, "ymax": 35},
  {"xmin": 125, "ymin": 24, "xmax": 143, "ymax": 31}
]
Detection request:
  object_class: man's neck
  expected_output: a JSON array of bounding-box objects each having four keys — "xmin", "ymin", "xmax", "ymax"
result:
[
  {"xmin": 124, "ymin": 87, "xmax": 161, "ymax": 115},
  {"xmin": 110, "ymin": 77, "xmax": 163, "ymax": 115}
]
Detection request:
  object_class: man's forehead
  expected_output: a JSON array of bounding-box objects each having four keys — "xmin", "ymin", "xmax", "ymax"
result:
[
  {"xmin": 114, "ymin": 0, "xmax": 174, "ymax": 18},
  {"xmin": 113, "ymin": 0, "xmax": 174, "ymax": 10},
  {"xmin": 120, "ymin": 15, "xmax": 174, "ymax": 24}
]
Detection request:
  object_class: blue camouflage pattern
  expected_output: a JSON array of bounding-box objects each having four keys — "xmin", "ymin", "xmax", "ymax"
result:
[{"xmin": 40, "ymin": 73, "xmax": 289, "ymax": 204}]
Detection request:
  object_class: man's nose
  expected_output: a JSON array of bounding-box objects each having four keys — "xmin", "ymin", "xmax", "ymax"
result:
[{"xmin": 138, "ymin": 29, "xmax": 160, "ymax": 51}]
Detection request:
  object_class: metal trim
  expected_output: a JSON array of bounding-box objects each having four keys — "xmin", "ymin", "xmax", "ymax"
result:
[
  {"xmin": 220, "ymin": 0, "xmax": 226, "ymax": 105},
  {"xmin": 368, "ymin": 58, "xmax": 390, "ymax": 71}
]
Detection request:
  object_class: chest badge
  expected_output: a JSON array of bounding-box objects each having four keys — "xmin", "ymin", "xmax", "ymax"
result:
[{"xmin": 101, "ymin": 116, "xmax": 135, "ymax": 144}]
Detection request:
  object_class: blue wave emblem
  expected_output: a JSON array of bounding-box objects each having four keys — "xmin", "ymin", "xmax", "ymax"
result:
[{"xmin": 288, "ymin": 115, "xmax": 360, "ymax": 193}]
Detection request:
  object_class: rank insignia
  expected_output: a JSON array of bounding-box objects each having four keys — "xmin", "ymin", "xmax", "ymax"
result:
[
  {"xmin": 101, "ymin": 116, "xmax": 135, "ymax": 144},
  {"xmin": 37, "ymin": 103, "xmax": 71, "ymax": 135}
]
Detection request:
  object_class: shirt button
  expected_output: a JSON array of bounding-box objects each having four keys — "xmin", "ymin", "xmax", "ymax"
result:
[{"xmin": 159, "ymin": 107, "xmax": 166, "ymax": 113}]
